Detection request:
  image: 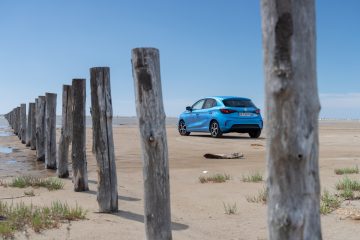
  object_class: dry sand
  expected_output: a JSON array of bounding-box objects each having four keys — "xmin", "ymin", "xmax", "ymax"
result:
[{"xmin": 0, "ymin": 120, "xmax": 359, "ymax": 239}]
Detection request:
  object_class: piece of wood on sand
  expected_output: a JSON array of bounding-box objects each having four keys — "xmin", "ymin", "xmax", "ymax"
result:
[
  {"xmin": 72, "ymin": 79, "xmax": 89, "ymax": 191},
  {"xmin": 203, "ymin": 152, "xmax": 244, "ymax": 159},
  {"xmin": 90, "ymin": 67, "xmax": 118, "ymax": 212},
  {"xmin": 132, "ymin": 47, "xmax": 172, "ymax": 240}
]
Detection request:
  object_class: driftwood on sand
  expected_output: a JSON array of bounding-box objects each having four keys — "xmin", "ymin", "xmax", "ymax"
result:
[{"xmin": 203, "ymin": 153, "xmax": 244, "ymax": 159}]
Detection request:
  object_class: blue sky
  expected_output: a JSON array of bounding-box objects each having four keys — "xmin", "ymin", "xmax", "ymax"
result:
[{"xmin": 0, "ymin": 0, "xmax": 359, "ymax": 118}]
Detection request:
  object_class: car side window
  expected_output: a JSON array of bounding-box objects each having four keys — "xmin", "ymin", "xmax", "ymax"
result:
[
  {"xmin": 203, "ymin": 99, "xmax": 217, "ymax": 109},
  {"xmin": 192, "ymin": 99, "xmax": 205, "ymax": 110}
]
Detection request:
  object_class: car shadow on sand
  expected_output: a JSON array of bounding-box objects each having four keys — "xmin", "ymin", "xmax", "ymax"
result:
[{"xmin": 187, "ymin": 134, "xmax": 265, "ymax": 140}]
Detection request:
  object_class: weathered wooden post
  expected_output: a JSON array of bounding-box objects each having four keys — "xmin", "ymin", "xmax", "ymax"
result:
[
  {"xmin": 17, "ymin": 106, "xmax": 21, "ymax": 136},
  {"xmin": 30, "ymin": 100, "xmax": 37, "ymax": 150},
  {"xmin": 9, "ymin": 110, "xmax": 12, "ymax": 129},
  {"xmin": 26, "ymin": 104, "xmax": 31, "ymax": 146},
  {"xmin": 15, "ymin": 107, "xmax": 20, "ymax": 135},
  {"xmin": 13, "ymin": 108, "xmax": 16, "ymax": 131},
  {"xmin": 26, "ymin": 103, "xmax": 35, "ymax": 147},
  {"xmin": 36, "ymin": 96, "xmax": 46, "ymax": 161},
  {"xmin": 131, "ymin": 48, "xmax": 172, "ymax": 240},
  {"xmin": 90, "ymin": 67, "xmax": 118, "ymax": 212},
  {"xmin": 9, "ymin": 109, "xmax": 14, "ymax": 131},
  {"xmin": 20, "ymin": 104, "xmax": 26, "ymax": 143},
  {"xmin": 8, "ymin": 110, "xmax": 11, "ymax": 129},
  {"xmin": 44, "ymin": 93, "xmax": 57, "ymax": 169},
  {"xmin": 17, "ymin": 107, "xmax": 21, "ymax": 136},
  {"xmin": 57, "ymin": 85, "xmax": 72, "ymax": 178},
  {"xmin": 261, "ymin": 0, "xmax": 322, "ymax": 239},
  {"xmin": 72, "ymin": 79, "xmax": 89, "ymax": 191},
  {"xmin": 16, "ymin": 107, "xmax": 20, "ymax": 136}
]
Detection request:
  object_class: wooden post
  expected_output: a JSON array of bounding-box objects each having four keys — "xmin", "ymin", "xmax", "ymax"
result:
[
  {"xmin": 13, "ymin": 108, "xmax": 16, "ymax": 131},
  {"xmin": 45, "ymin": 93, "xmax": 57, "ymax": 169},
  {"xmin": 20, "ymin": 104, "xmax": 26, "ymax": 144},
  {"xmin": 30, "ymin": 100, "xmax": 37, "ymax": 150},
  {"xmin": 36, "ymin": 96, "xmax": 46, "ymax": 161},
  {"xmin": 131, "ymin": 48, "xmax": 172, "ymax": 240},
  {"xmin": 11, "ymin": 108, "xmax": 16, "ymax": 133},
  {"xmin": 26, "ymin": 103, "xmax": 34, "ymax": 147},
  {"xmin": 11, "ymin": 109, "xmax": 15, "ymax": 130},
  {"xmin": 15, "ymin": 107, "xmax": 19, "ymax": 136},
  {"xmin": 261, "ymin": 0, "xmax": 322, "ymax": 239},
  {"xmin": 72, "ymin": 79, "xmax": 88, "ymax": 191},
  {"xmin": 57, "ymin": 85, "xmax": 72, "ymax": 178},
  {"xmin": 90, "ymin": 67, "xmax": 118, "ymax": 212},
  {"xmin": 26, "ymin": 104, "xmax": 31, "ymax": 146},
  {"xmin": 17, "ymin": 107, "xmax": 21, "ymax": 137}
]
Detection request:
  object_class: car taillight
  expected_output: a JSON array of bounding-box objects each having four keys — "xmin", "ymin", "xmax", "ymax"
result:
[
  {"xmin": 220, "ymin": 109, "xmax": 236, "ymax": 114},
  {"xmin": 255, "ymin": 109, "xmax": 260, "ymax": 114}
]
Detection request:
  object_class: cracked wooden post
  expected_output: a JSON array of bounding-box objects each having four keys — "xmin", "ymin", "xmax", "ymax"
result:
[
  {"xmin": 30, "ymin": 100, "xmax": 37, "ymax": 150},
  {"xmin": 90, "ymin": 67, "xmax": 118, "ymax": 212},
  {"xmin": 72, "ymin": 79, "xmax": 89, "ymax": 191},
  {"xmin": 57, "ymin": 85, "xmax": 72, "ymax": 178},
  {"xmin": 261, "ymin": 0, "xmax": 322, "ymax": 239},
  {"xmin": 26, "ymin": 103, "xmax": 32, "ymax": 146},
  {"xmin": 10, "ymin": 109, "xmax": 13, "ymax": 129},
  {"xmin": 13, "ymin": 107, "xmax": 19, "ymax": 135},
  {"xmin": 36, "ymin": 96, "xmax": 46, "ymax": 161},
  {"xmin": 8, "ymin": 110, "xmax": 12, "ymax": 130},
  {"xmin": 17, "ymin": 106, "xmax": 21, "ymax": 137},
  {"xmin": 45, "ymin": 93, "xmax": 57, "ymax": 169},
  {"xmin": 26, "ymin": 103, "xmax": 35, "ymax": 147},
  {"xmin": 14, "ymin": 108, "xmax": 17, "ymax": 133},
  {"xmin": 10, "ymin": 110, "xmax": 13, "ymax": 129},
  {"xmin": 131, "ymin": 48, "xmax": 172, "ymax": 240},
  {"xmin": 20, "ymin": 104, "xmax": 26, "ymax": 143}
]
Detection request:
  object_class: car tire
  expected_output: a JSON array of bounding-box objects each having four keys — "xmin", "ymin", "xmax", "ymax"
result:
[
  {"xmin": 249, "ymin": 129, "xmax": 261, "ymax": 138},
  {"xmin": 178, "ymin": 120, "xmax": 190, "ymax": 136},
  {"xmin": 210, "ymin": 120, "xmax": 222, "ymax": 138}
]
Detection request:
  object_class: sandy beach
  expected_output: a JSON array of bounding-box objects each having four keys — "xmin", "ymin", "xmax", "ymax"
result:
[{"xmin": 0, "ymin": 120, "xmax": 359, "ymax": 239}]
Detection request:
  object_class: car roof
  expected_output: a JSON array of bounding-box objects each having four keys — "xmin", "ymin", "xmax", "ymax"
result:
[{"xmin": 206, "ymin": 96, "xmax": 251, "ymax": 101}]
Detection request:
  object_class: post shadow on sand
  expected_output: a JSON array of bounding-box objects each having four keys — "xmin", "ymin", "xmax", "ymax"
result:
[
  {"xmin": 78, "ymin": 184, "xmax": 188, "ymax": 231},
  {"xmin": 114, "ymin": 210, "xmax": 189, "ymax": 231},
  {"xmin": 84, "ymin": 189, "xmax": 141, "ymax": 202}
]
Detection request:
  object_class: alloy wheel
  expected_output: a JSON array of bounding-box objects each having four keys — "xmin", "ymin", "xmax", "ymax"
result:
[
  {"xmin": 211, "ymin": 122, "xmax": 219, "ymax": 137},
  {"xmin": 179, "ymin": 121, "xmax": 187, "ymax": 135}
]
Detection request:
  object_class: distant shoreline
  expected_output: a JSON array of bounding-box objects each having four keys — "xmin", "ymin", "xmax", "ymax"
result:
[{"xmin": 0, "ymin": 115, "xmax": 359, "ymax": 129}]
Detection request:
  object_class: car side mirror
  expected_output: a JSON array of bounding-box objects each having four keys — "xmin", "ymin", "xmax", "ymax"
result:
[{"xmin": 186, "ymin": 106, "xmax": 192, "ymax": 111}]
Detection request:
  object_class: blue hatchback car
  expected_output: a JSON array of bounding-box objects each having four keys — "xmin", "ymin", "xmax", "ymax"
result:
[{"xmin": 178, "ymin": 96, "xmax": 263, "ymax": 138}]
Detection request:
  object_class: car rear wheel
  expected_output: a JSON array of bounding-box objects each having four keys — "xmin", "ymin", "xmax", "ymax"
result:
[
  {"xmin": 178, "ymin": 120, "xmax": 190, "ymax": 136},
  {"xmin": 249, "ymin": 129, "xmax": 261, "ymax": 138},
  {"xmin": 210, "ymin": 120, "xmax": 222, "ymax": 138}
]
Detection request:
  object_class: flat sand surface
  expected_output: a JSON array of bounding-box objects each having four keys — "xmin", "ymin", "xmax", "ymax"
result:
[{"xmin": 0, "ymin": 120, "xmax": 360, "ymax": 239}]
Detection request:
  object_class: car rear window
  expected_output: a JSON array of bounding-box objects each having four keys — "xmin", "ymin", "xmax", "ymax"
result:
[{"xmin": 222, "ymin": 99, "xmax": 255, "ymax": 107}]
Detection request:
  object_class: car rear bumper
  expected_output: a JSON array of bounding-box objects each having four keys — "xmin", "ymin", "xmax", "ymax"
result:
[
  {"xmin": 220, "ymin": 118, "xmax": 263, "ymax": 133},
  {"xmin": 228, "ymin": 124, "xmax": 261, "ymax": 133}
]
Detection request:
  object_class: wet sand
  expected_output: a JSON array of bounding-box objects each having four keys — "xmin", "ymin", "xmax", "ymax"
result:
[{"xmin": 0, "ymin": 120, "xmax": 359, "ymax": 239}]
